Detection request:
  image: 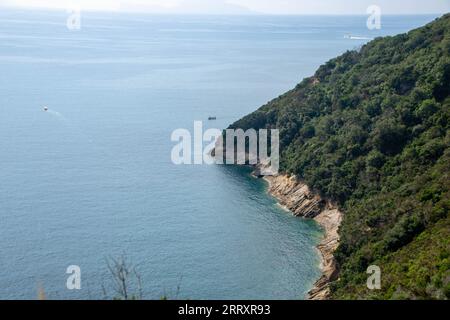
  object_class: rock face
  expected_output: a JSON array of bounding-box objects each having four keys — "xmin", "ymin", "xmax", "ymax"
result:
[{"xmin": 263, "ymin": 174, "xmax": 342, "ymax": 300}]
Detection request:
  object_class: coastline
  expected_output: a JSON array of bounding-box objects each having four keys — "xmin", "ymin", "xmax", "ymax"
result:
[{"xmin": 261, "ymin": 174, "xmax": 342, "ymax": 300}]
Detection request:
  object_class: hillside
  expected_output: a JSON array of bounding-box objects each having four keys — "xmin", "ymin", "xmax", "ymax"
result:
[{"xmin": 229, "ymin": 14, "xmax": 450, "ymax": 299}]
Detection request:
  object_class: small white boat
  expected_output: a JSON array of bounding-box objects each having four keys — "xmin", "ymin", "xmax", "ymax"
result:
[{"xmin": 43, "ymin": 106, "xmax": 48, "ymax": 112}]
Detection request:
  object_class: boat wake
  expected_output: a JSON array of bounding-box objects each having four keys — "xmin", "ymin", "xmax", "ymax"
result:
[{"xmin": 344, "ymin": 35, "xmax": 373, "ymax": 40}]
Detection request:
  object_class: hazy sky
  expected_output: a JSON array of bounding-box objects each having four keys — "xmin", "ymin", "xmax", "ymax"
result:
[{"xmin": 1, "ymin": 0, "xmax": 449, "ymax": 14}]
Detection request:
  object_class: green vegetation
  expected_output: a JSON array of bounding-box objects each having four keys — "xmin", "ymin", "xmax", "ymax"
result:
[{"xmin": 229, "ymin": 14, "xmax": 450, "ymax": 299}]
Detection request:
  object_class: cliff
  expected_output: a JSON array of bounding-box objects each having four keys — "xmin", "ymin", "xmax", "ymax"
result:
[
  {"xmin": 228, "ymin": 14, "xmax": 450, "ymax": 299},
  {"xmin": 263, "ymin": 174, "xmax": 342, "ymax": 299}
]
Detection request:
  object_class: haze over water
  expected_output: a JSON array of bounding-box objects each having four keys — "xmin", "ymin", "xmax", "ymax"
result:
[{"xmin": 0, "ymin": 9, "xmax": 438, "ymax": 299}]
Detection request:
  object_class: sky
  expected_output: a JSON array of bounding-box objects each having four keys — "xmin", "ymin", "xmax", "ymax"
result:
[{"xmin": 0, "ymin": 0, "xmax": 449, "ymax": 14}]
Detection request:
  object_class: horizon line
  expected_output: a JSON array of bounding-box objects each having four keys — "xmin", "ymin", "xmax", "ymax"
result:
[{"xmin": 0, "ymin": 6, "xmax": 447, "ymax": 16}]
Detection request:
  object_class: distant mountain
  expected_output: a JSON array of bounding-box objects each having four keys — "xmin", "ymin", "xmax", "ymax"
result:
[
  {"xmin": 175, "ymin": 0, "xmax": 256, "ymax": 15},
  {"xmin": 123, "ymin": 0, "xmax": 256, "ymax": 15},
  {"xmin": 229, "ymin": 14, "xmax": 450, "ymax": 299}
]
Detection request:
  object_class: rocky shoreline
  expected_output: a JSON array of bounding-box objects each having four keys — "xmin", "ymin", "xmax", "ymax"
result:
[{"xmin": 260, "ymin": 174, "xmax": 342, "ymax": 300}]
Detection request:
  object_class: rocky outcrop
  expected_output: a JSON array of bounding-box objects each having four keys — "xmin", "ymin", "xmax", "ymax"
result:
[{"xmin": 263, "ymin": 174, "xmax": 342, "ymax": 300}]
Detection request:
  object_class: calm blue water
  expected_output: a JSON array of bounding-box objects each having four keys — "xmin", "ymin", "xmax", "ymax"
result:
[{"xmin": 0, "ymin": 10, "xmax": 439, "ymax": 299}]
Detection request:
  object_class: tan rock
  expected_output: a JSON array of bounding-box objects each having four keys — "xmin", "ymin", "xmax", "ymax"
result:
[{"xmin": 263, "ymin": 174, "xmax": 342, "ymax": 300}]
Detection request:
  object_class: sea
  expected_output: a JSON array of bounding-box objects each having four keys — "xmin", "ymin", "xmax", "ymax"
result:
[{"xmin": 0, "ymin": 9, "xmax": 439, "ymax": 299}]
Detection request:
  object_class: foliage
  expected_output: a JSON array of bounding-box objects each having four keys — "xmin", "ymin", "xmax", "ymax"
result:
[{"xmin": 229, "ymin": 14, "xmax": 450, "ymax": 299}]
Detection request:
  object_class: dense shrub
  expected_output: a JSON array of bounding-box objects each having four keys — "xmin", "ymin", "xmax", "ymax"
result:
[{"xmin": 228, "ymin": 14, "xmax": 450, "ymax": 299}]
